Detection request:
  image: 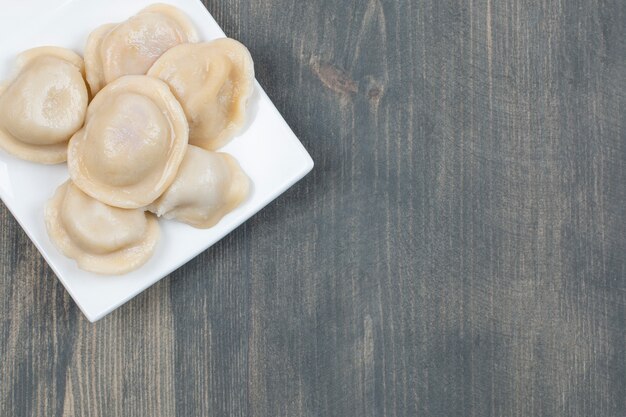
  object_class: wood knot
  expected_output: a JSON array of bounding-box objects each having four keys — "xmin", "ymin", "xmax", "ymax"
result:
[
  {"xmin": 368, "ymin": 87, "xmax": 381, "ymax": 99},
  {"xmin": 310, "ymin": 58, "xmax": 358, "ymax": 96}
]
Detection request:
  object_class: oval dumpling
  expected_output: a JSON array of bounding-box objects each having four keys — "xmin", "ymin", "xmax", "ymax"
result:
[
  {"xmin": 148, "ymin": 145, "xmax": 250, "ymax": 228},
  {"xmin": 0, "ymin": 47, "xmax": 88, "ymax": 164},
  {"xmin": 85, "ymin": 3, "xmax": 198, "ymax": 94},
  {"xmin": 68, "ymin": 75, "xmax": 188, "ymax": 209},
  {"xmin": 147, "ymin": 38, "xmax": 255, "ymax": 150},
  {"xmin": 45, "ymin": 181, "xmax": 160, "ymax": 275}
]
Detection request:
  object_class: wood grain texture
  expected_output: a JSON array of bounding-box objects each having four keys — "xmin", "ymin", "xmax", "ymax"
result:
[{"xmin": 1, "ymin": 0, "xmax": 625, "ymax": 416}]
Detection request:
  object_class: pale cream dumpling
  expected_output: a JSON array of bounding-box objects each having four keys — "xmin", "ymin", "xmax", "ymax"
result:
[
  {"xmin": 85, "ymin": 3, "xmax": 198, "ymax": 94},
  {"xmin": 68, "ymin": 75, "xmax": 188, "ymax": 209},
  {"xmin": 148, "ymin": 145, "xmax": 250, "ymax": 228},
  {"xmin": 147, "ymin": 38, "xmax": 255, "ymax": 150},
  {"xmin": 0, "ymin": 47, "xmax": 88, "ymax": 164},
  {"xmin": 45, "ymin": 181, "xmax": 160, "ymax": 275}
]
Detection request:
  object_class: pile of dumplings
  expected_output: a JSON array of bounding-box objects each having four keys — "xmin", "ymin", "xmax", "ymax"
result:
[{"xmin": 0, "ymin": 4, "xmax": 255, "ymax": 275}]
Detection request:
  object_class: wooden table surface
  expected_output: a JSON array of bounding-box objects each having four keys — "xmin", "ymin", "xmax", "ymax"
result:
[{"xmin": 1, "ymin": 0, "xmax": 625, "ymax": 416}]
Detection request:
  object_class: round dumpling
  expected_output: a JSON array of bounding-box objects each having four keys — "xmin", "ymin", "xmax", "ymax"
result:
[
  {"xmin": 45, "ymin": 181, "xmax": 160, "ymax": 275},
  {"xmin": 148, "ymin": 145, "xmax": 250, "ymax": 228},
  {"xmin": 147, "ymin": 38, "xmax": 254, "ymax": 150},
  {"xmin": 85, "ymin": 3, "xmax": 198, "ymax": 95},
  {"xmin": 0, "ymin": 47, "xmax": 88, "ymax": 164},
  {"xmin": 68, "ymin": 75, "xmax": 188, "ymax": 209}
]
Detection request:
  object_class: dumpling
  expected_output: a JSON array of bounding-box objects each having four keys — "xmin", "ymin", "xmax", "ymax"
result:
[
  {"xmin": 68, "ymin": 75, "xmax": 188, "ymax": 209},
  {"xmin": 45, "ymin": 181, "xmax": 160, "ymax": 275},
  {"xmin": 147, "ymin": 38, "xmax": 254, "ymax": 150},
  {"xmin": 85, "ymin": 3, "xmax": 198, "ymax": 95},
  {"xmin": 0, "ymin": 47, "xmax": 88, "ymax": 164},
  {"xmin": 148, "ymin": 145, "xmax": 250, "ymax": 228}
]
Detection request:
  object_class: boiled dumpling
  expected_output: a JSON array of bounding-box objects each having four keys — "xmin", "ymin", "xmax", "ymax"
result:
[
  {"xmin": 68, "ymin": 75, "xmax": 188, "ymax": 209},
  {"xmin": 85, "ymin": 3, "xmax": 198, "ymax": 94},
  {"xmin": 147, "ymin": 38, "xmax": 254, "ymax": 150},
  {"xmin": 148, "ymin": 145, "xmax": 249, "ymax": 228},
  {"xmin": 0, "ymin": 47, "xmax": 88, "ymax": 164},
  {"xmin": 45, "ymin": 181, "xmax": 160, "ymax": 275}
]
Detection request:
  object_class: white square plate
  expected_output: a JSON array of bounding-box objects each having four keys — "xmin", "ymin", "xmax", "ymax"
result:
[{"xmin": 0, "ymin": 0, "xmax": 313, "ymax": 322}]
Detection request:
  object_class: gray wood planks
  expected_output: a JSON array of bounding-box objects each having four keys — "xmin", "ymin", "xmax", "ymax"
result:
[{"xmin": 1, "ymin": 0, "xmax": 625, "ymax": 416}]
